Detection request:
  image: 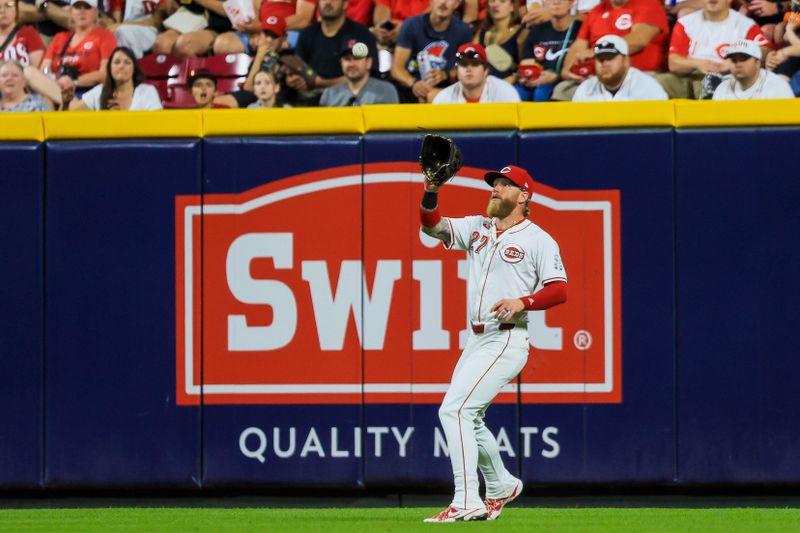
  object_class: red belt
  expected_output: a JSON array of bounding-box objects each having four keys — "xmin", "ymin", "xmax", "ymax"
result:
[{"xmin": 471, "ymin": 323, "xmax": 516, "ymax": 334}]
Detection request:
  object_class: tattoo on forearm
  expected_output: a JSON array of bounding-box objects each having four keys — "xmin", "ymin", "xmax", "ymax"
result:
[{"xmin": 422, "ymin": 219, "xmax": 452, "ymax": 247}]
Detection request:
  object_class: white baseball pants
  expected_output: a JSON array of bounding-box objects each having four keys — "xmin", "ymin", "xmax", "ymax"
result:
[{"xmin": 438, "ymin": 327, "xmax": 528, "ymax": 509}]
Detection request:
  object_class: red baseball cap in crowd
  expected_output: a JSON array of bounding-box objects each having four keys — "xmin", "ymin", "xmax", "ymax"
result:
[
  {"xmin": 455, "ymin": 43, "xmax": 487, "ymax": 63},
  {"xmin": 484, "ymin": 165, "xmax": 534, "ymax": 191},
  {"xmin": 261, "ymin": 15, "xmax": 286, "ymax": 37}
]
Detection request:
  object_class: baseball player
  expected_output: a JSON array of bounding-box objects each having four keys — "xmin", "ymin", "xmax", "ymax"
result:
[{"xmin": 420, "ymin": 163, "xmax": 568, "ymax": 523}]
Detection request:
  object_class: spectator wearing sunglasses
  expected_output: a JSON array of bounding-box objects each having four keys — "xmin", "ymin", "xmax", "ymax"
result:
[
  {"xmin": 713, "ymin": 39, "xmax": 793, "ymax": 99},
  {"xmin": 432, "ymin": 42, "xmax": 520, "ymax": 102},
  {"xmin": 572, "ymin": 34, "xmax": 667, "ymax": 100},
  {"xmin": 320, "ymin": 40, "xmax": 399, "ymax": 105},
  {"xmin": 555, "ymin": 0, "xmax": 668, "ymax": 100}
]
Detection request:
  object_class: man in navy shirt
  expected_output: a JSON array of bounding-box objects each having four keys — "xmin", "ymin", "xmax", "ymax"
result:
[{"xmin": 390, "ymin": 0, "xmax": 473, "ymax": 102}]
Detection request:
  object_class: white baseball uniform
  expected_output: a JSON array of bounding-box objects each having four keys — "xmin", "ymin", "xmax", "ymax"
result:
[{"xmin": 439, "ymin": 214, "xmax": 566, "ymax": 510}]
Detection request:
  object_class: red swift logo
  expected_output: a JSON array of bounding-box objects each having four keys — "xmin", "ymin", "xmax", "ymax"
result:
[{"xmin": 175, "ymin": 163, "xmax": 622, "ymax": 405}]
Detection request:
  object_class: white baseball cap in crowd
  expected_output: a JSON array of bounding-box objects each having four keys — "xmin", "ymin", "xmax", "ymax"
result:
[
  {"xmin": 593, "ymin": 34, "xmax": 629, "ymax": 57},
  {"xmin": 724, "ymin": 39, "xmax": 762, "ymax": 60},
  {"xmin": 71, "ymin": 0, "xmax": 98, "ymax": 7}
]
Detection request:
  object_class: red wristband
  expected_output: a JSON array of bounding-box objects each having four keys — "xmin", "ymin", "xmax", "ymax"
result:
[{"xmin": 420, "ymin": 206, "xmax": 442, "ymax": 227}]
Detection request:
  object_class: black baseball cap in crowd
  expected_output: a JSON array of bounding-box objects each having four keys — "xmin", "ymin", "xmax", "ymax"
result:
[
  {"xmin": 339, "ymin": 39, "xmax": 369, "ymax": 58},
  {"xmin": 188, "ymin": 68, "xmax": 217, "ymax": 88}
]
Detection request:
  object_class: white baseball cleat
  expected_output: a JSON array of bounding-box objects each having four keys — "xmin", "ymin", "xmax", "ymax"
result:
[
  {"xmin": 423, "ymin": 505, "xmax": 488, "ymax": 523},
  {"xmin": 484, "ymin": 478, "xmax": 523, "ymax": 520}
]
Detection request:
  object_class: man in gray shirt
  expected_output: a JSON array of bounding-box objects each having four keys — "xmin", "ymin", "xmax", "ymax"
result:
[{"xmin": 320, "ymin": 41, "xmax": 399, "ymax": 106}]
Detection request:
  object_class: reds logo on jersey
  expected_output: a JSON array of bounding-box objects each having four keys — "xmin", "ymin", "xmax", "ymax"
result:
[
  {"xmin": 615, "ymin": 13, "xmax": 633, "ymax": 30},
  {"xmin": 415, "ymin": 40, "xmax": 449, "ymax": 75},
  {"xmin": 175, "ymin": 163, "xmax": 622, "ymax": 406},
  {"xmin": 533, "ymin": 46, "xmax": 546, "ymax": 61},
  {"xmin": 501, "ymin": 244, "xmax": 525, "ymax": 264}
]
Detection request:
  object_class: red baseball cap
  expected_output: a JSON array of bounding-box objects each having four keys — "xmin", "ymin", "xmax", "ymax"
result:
[
  {"xmin": 484, "ymin": 165, "xmax": 534, "ymax": 191},
  {"xmin": 261, "ymin": 15, "xmax": 286, "ymax": 37},
  {"xmin": 456, "ymin": 43, "xmax": 487, "ymax": 63}
]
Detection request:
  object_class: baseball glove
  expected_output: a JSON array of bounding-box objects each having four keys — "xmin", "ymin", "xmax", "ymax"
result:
[{"xmin": 419, "ymin": 134, "xmax": 463, "ymax": 187}]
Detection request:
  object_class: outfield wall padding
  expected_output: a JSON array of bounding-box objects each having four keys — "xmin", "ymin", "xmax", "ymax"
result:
[{"xmin": 1, "ymin": 119, "xmax": 798, "ymax": 488}]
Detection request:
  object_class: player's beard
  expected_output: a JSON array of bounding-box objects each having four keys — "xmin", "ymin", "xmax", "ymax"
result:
[{"xmin": 486, "ymin": 196, "xmax": 515, "ymax": 218}]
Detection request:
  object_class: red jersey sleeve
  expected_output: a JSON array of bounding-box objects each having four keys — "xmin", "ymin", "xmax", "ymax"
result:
[
  {"xmin": 668, "ymin": 20, "xmax": 690, "ymax": 57},
  {"xmin": 577, "ymin": 10, "xmax": 595, "ymax": 40},
  {"xmin": 99, "ymin": 29, "xmax": 118, "ymax": 59},
  {"xmin": 44, "ymin": 32, "xmax": 68, "ymax": 61},
  {"xmin": 633, "ymin": 0, "xmax": 668, "ymax": 31},
  {"xmin": 19, "ymin": 26, "xmax": 46, "ymax": 53},
  {"xmin": 746, "ymin": 24, "xmax": 770, "ymax": 48}
]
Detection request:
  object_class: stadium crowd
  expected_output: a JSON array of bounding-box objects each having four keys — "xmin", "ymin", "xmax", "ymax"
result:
[{"xmin": 1, "ymin": 0, "xmax": 799, "ymax": 110}]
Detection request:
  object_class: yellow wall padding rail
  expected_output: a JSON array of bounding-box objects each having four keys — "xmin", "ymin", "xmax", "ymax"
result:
[{"xmin": 3, "ymin": 99, "xmax": 800, "ymax": 141}]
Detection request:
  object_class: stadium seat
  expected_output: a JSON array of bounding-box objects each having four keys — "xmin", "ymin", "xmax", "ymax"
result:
[
  {"xmin": 140, "ymin": 53, "xmax": 182, "ymax": 79},
  {"xmin": 162, "ymin": 86, "xmax": 197, "ymax": 109},
  {"xmin": 216, "ymin": 77, "xmax": 246, "ymax": 94},
  {"xmin": 147, "ymin": 78, "xmax": 170, "ymax": 103},
  {"xmin": 201, "ymin": 53, "xmax": 251, "ymax": 77}
]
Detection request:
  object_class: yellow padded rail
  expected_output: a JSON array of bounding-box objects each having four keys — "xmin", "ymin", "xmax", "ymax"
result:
[
  {"xmin": 1, "ymin": 112, "xmax": 44, "ymax": 141},
  {"xmin": 42, "ymin": 109, "xmax": 202, "ymax": 139},
  {"xmin": 362, "ymin": 103, "xmax": 519, "ymax": 131},
  {"xmin": 674, "ymin": 99, "xmax": 800, "ymax": 127},
  {"xmin": 202, "ymin": 106, "xmax": 364, "ymax": 135},
  {"xmin": 3, "ymin": 100, "xmax": 800, "ymax": 141},
  {"xmin": 519, "ymin": 101, "xmax": 675, "ymax": 129}
]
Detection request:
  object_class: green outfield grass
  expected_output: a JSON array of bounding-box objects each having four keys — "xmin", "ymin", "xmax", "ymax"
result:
[{"xmin": 2, "ymin": 507, "xmax": 800, "ymax": 532}]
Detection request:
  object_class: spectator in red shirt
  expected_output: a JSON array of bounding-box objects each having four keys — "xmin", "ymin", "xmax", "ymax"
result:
[
  {"xmin": 211, "ymin": 0, "xmax": 318, "ymax": 56},
  {"xmin": 42, "ymin": 0, "xmax": 116, "ymax": 105},
  {"xmin": 656, "ymin": 0, "xmax": 769, "ymax": 98},
  {"xmin": 0, "ymin": 0, "xmax": 46, "ymax": 67},
  {"xmin": 554, "ymin": 0, "xmax": 668, "ymax": 100},
  {"xmin": 259, "ymin": 0, "xmax": 317, "ymax": 31},
  {"xmin": 345, "ymin": 0, "xmax": 373, "ymax": 26}
]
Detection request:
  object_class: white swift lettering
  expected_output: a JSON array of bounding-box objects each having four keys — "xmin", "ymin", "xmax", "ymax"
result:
[{"xmin": 226, "ymin": 233, "xmax": 563, "ymax": 351}]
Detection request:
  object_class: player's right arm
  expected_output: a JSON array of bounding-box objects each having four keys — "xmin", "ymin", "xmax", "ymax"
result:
[{"xmin": 420, "ymin": 176, "xmax": 452, "ymax": 247}]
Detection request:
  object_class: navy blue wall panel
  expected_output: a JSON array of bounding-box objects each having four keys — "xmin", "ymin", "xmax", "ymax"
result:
[
  {"xmin": 44, "ymin": 141, "xmax": 201, "ymax": 487},
  {"xmin": 203, "ymin": 137, "xmax": 362, "ymax": 193},
  {"xmin": 519, "ymin": 130, "xmax": 676, "ymax": 482},
  {"xmin": 201, "ymin": 138, "xmax": 362, "ymax": 487},
  {"xmin": 675, "ymin": 128, "xmax": 800, "ymax": 482},
  {"xmin": 0, "ymin": 127, "xmax": 791, "ymax": 489},
  {"xmin": 0, "ymin": 143, "xmax": 43, "ymax": 487},
  {"xmin": 203, "ymin": 406, "xmax": 362, "ymax": 487}
]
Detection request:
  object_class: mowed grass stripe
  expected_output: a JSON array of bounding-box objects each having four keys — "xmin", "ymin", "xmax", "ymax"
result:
[{"xmin": 1, "ymin": 507, "xmax": 800, "ymax": 532}]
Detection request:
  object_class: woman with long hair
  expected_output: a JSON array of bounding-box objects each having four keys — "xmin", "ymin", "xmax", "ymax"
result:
[
  {"xmin": 473, "ymin": 0, "xmax": 528, "ymax": 83},
  {"xmin": 71, "ymin": 46, "xmax": 161, "ymax": 110}
]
